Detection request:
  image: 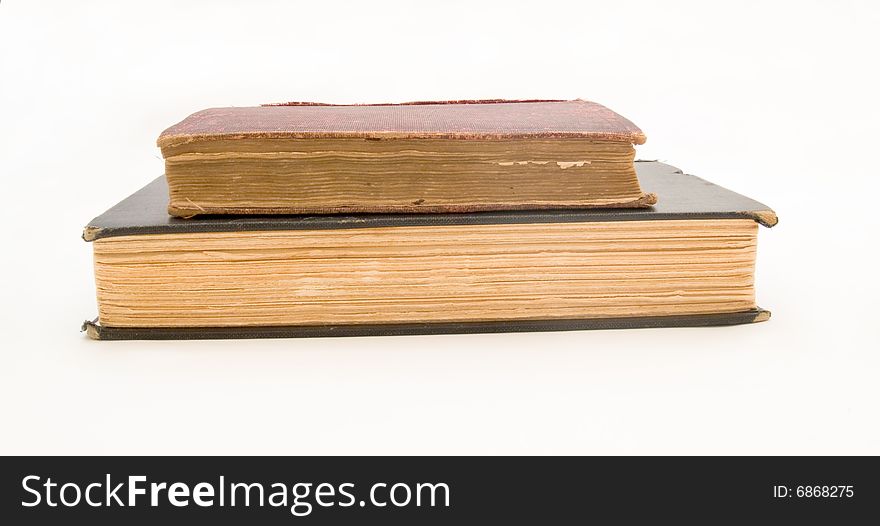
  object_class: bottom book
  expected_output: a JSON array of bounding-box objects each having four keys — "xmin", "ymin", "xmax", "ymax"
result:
[{"xmin": 82, "ymin": 161, "xmax": 776, "ymax": 340}]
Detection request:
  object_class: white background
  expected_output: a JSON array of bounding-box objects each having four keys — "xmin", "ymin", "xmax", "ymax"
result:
[{"xmin": 1, "ymin": 0, "xmax": 878, "ymax": 454}]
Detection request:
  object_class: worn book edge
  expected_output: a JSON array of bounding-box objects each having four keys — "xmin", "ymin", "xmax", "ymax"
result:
[
  {"xmin": 165, "ymin": 192, "xmax": 659, "ymax": 218},
  {"xmin": 157, "ymin": 99, "xmax": 648, "ymax": 147},
  {"xmin": 82, "ymin": 309, "xmax": 771, "ymax": 340}
]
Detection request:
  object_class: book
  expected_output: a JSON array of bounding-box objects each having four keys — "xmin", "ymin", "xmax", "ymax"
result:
[
  {"xmin": 158, "ymin": 99, "xmax": 655, "ymax": 217},
  {"xmin": 82, "ymin": 162, "xmax": 776, "ymax": 340}
]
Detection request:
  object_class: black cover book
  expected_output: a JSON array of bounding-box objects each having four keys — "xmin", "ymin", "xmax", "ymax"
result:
[{"xmin": 82, "ymin": 161, "xmax": 776, "ymax": 340}]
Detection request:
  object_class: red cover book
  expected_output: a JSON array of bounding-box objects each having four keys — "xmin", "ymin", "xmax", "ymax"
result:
[{"xmin": 158, "ymin": 99, "xmax": 654, "ymax": 217}]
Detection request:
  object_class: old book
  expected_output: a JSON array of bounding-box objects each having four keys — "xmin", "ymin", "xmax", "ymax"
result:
[
  {"xmin": 82, "ymin": 162, "xmax": 776, "ymax": 340},
  {"xmin": 158, "ymin": 99, "xmax": 655, "ymax": 217}
]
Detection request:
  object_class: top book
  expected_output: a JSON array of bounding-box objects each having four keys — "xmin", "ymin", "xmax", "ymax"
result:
[{"xmin": 158, "ymin": 99, "xmax": 654, "ymax": 217}]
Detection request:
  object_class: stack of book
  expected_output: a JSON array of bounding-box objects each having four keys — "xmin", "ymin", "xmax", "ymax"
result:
[{"xmin": 82, "ymin": 99, "xmax": 776, "ymax": 340}]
